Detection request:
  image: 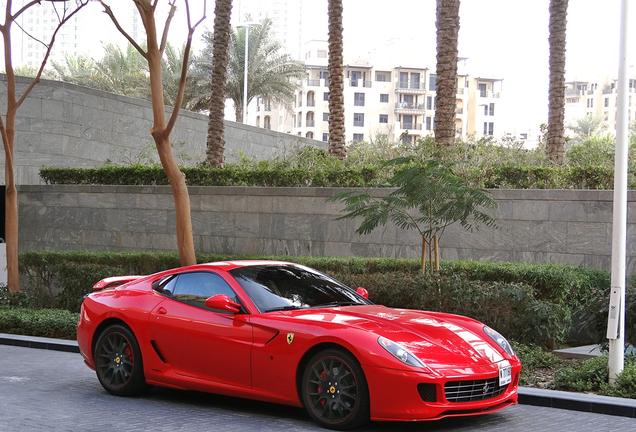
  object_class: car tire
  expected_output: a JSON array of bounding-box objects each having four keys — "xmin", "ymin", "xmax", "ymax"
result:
[
  {"xmin": 301, "ymin": 348, "xmax": 370, "ymax": 430},
  {"xmin": 94, "ymin": 324, "xmax": 150, "ymax": 396}
]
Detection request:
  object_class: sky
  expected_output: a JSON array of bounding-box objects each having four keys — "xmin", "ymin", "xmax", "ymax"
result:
[
  {"xmin": 298, "ymin": 0, "xmax": 635, "ymax": 134},
  {"xmin": 50, "ymin": 0, "xmax": 636, "ymax": 135}
]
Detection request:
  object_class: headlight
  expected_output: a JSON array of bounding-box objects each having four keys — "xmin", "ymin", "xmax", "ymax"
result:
[
  {"xmin": 378, "ymin": 336, "xmax": 426, "ymax": 368},
  {"xmin": 484, "ymin": 326, "xmax": 515, "ymax": 356}
]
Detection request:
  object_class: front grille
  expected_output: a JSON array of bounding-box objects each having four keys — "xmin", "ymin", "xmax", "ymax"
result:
[
  {"xmin": 417, "ymin": 383, "xmax": 437, "ymax": 402},
  {"xmin": 444, "ymin": 377, "xmax": 508, "ymax": 403}
]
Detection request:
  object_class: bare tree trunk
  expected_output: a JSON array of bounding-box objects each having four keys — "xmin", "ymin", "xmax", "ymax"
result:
[
  {"xmin": 328, "ymin": 0, "xmax": 346, "ymax": 160},
  {"xmin": 420, "ymin": 236, "xmax": 427, "ymax": 275},
  {"xmin": 548, "ymin": 0, "xmax": 568, "ymax": 165},
  {"xmin": 4, "ymin": 123, "xmax": 18, "ymax": 292},
  {"xmin": 435, "ymin": 0, "xmax": 460, "ymax": 150},
  {"xmin": 206, "ymin": 0, "xmax": 232, "ymax": 168}
]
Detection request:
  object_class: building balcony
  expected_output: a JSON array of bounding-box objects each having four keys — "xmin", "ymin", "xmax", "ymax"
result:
[
  {"xmin": 263, "ymin": 124, "xmax": 272, "ymax": 130},
  {"xmin": 262, "ymin": 104, "xmax": 272, "ymax": 112},
  {"xmin": 307, "ymin": 100, "xmax": 316, "ymax": 107},
  {"xmin": 400, "ymin": 123, "xmax": 423, "ymax": 130},
  {"xmin": 394, "ymin": 102, "xmax": 426, "ymax": 113},
  {"xmin": 457, "ymin": 88, "xmax": 465, "ymax": 95},
  {"xmin": 479, "ymin": 91, "xmax": 501, "ymax": 98},
  {"xmin": 566, "ymin": 88, "xmax": 585, "ymax": 96},
  {"xmin": 395, "ymin": 81, "xmax": 426, "ymax": 93},
  {"xmin": 307, "ymin": 79, "xmax": 321, "ymax": 86},
  {"xmin": 350, "ymin": 79, "xmax": 372, "ymax": 88},
  {"xmin": 456, "ymin": 107, "xmax": 464, "ymax": 114},
  {"xmin": 306, "ymin": 120, "xmax": 316, "ymax": 127}
]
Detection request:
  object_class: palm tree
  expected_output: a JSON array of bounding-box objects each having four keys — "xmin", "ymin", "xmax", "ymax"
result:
[
  {"xmin": 199, "ymin": 18, "xmax": 306, "ymax": 165},
  {"xmin": 435, "ymin": 0, "xmax": 460, "ymax": 150},
  {"xmin": 567, "ymin": 114, "xmax": 607, "ymax": 141},
  {"xmin": 547, "ymin": 0, "xmax": 569, "ymax": 165},
  {"xmin": 206, "ymin": 0, "xmax": 232, "ymax": 168},
  {"xmin": 327, "ymin": 0, "xmax": 346, "ymax": 160}
]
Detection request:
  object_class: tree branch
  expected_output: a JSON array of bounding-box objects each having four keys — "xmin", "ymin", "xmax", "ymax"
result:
[
  {"xmin": 99, "ymin": 1, "xmax": 148, "ymax": 59},
  {"xmin": 165, "ymin": 0, "xmax": 206, "ymax": 136},
  {"xmin": 16, "ymin": 1, "xmax": 90, "ymax": 109},
  {"xmin": 10, "ymin": 0, "xmax": 42, "ymax": 22},
  {"xmin": 159, "ymin": 1, "xmax": 177, "ymax": 54}
]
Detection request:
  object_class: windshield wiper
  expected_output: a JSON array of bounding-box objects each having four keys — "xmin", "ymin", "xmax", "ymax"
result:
[
  {"xmin": 264, "ymin": 305, "xmax": 303, "ymax": 313},
  {"xmin": 311, "ymin": 301, "xmax": 362, "ymax": 308}
]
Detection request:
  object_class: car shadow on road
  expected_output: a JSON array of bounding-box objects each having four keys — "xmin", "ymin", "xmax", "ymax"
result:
[{"xmin": 143, "ymin": 386, "xmax": 510, "ymax": 431}]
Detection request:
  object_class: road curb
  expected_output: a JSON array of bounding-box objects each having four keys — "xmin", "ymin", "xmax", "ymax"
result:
[
  {"xmin": 0, "ymin": 332, "xmax": 79, "ymax": 353},
  {"xmin": 2, "ymin": 333, "xmax": 635, "ymax": 419},
  {"xmin": 518, "ymin": 387, "xmax": 636, "ymax": 418}
]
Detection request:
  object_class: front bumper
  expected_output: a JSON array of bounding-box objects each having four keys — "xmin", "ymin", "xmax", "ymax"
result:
[{"xmin": 365, "ymin": 362, "xmax": 521, "ymax": 422}]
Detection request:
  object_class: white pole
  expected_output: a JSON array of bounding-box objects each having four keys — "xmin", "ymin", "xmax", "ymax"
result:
[
  {"xmin": 243, "ymin": 25, "xmax": 249, "ymax": 124},
  {"xmin": 608, "ymin": 0, "xmax": 630, "ymax": 385}
]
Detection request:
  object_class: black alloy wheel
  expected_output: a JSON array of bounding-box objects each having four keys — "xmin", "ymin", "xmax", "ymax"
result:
[
  {"xmin": 302, "ymin": 348, "xmax": 369, "ymax": 430},
  {"xmin": 94, "ymin": 324, "xmax": 149, "ymax": 396}
]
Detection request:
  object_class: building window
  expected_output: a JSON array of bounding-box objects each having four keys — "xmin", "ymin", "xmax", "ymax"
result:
[
  {"xmin": 489, "ymin": 103, "xmax": 495, "ymax": 116},
  {"xmin": 483, "ymin": 122, "xmax": 494, "ymax": 136},
  {"xmin": 604, "ymin": 112, "xmax": 609, "ymax": 121},
  {"xmin": 323, "ymin": 112, "xmax": 329, "ymax": 121},
  {"xmin": 322, "ymin": 133, "xmax": 328, "ymax": 141},
  {"xmin": 605, "ymin": 97, "xmax": 609, "ymax": 107},
  {"xmin": 429, "ymin": 74, "xmax": 437, "ymax": 92},
  {"xmin": 353, "ymin": 133, "xmax": 364, "ymax": 142},
  {"xmin": 375, "ymin": 72, "xmax": 389, "ymax": 82},
  {"xmin": 353, "ymin": 113, "xmax": 364, "ymax": 127},
  {"xmin": 587, "ymin": 98, "xmax": 594, "ymax": 108},
  {"xmin": 354, "ymin": 92, "xmax": 365, "ymax": 106},
  {"xmin": 317, "ymin": 50, "xmax": 327, "ymax": 58},
  {"xmin": 380, "ymin": 94, "xmax": 389, "ymax": 103},
  {"xmin": 379, "ymin": 114, "xmax": 388, "ymax": 123},
  {"xmin": 323, "ymin": 92, "xmax": 329, "ymax": 101},
  {"xmin": 426, "ymin": 117, "xmax": 432, "ymax": 130}
]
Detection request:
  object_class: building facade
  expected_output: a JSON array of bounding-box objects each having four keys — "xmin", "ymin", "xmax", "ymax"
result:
[
  {"xmin": 565, "ymin": 73, "xmax": 636, "ymax": 132},
  {"xmin": 248, "ymin": 41, "xmax": 504, "ymax": 144}
]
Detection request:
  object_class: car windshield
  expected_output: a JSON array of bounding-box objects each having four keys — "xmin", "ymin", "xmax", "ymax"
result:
[{"xmin": 229, "ymin": 265, "xmax": 372, "ymax": 313}]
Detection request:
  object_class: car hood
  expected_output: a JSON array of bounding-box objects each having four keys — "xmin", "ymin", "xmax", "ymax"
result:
[{"xmin": 288, "ymin": 305, "xmax": 505, "ymax": 369}]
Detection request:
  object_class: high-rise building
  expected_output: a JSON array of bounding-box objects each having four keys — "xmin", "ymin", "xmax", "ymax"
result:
[{"xmin": 233, "ymin": 0, "xmax": 304, "ymax": 60}]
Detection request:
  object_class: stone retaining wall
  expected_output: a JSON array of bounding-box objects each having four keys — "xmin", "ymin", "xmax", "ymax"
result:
[
  {"xmin": 17, "ymin": 185, "xmax": 636, "ymax": 274},
  {"xmin": 0, "ymin": 75, "xmax": 326, "ymax": 185}
]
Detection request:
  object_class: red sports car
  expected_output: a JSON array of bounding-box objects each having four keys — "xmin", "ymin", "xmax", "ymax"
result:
[{"xmin": 77, "ymin": 260, "xmax": 521, "ymax": 430}]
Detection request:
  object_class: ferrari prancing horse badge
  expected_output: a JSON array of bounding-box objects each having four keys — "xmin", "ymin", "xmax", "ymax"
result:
[{"xmin": 287, "ymin": 333, "xmax": 295, "ymax": 345}]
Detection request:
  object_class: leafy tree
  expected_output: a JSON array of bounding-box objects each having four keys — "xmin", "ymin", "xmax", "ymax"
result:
[
  {"xmin": 0, "ymin": 0, "xmax": 89, "ymax": 292},
  {"xmin": 435, "ymin": 0, "xmax": 460, "ymax": 150},
  {"xmin": 328, "ymin": 157, "xmax": 497, "ymax": 275},
  {"xmin": 567, "ymin": 114, "xmax": 608, "ymax": 141},
  {"xmin": 195, "ymin": 18, "xmax": 306, "ymax": 123},
  {"xmin": 96, "ymin": 0, "xmax": 205, "ymax": 267},
  {"xmin": 630, "ymin": 119, "xmax": 636, "ymax": 148},
  {"xmin": 205, "ymin": 0, "xmax": 232, "ymax": 168},
  {"xmin": 197, "ymin": 17, "xmax": 306, "ymax": 165},
  {"xmin": 547, "ymin": 0, "xmax": 569, "ymax": 165},
  {"xmin": 327, "ymin": 0, "xmax": 346, "ymax": 160}
]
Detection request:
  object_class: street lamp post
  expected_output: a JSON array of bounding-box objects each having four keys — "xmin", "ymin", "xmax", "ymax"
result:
[{"xmin": 239, "ymin": 21, "xmax": 256, "ymax": 124}]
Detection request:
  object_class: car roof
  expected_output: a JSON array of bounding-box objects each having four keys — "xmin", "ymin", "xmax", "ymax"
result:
[{"xmin": 198, "ymin": 260, "xmax": 296, "ymax": 271}]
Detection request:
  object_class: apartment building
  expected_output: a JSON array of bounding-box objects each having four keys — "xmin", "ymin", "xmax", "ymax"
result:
[
  {"xmin": 249, "ymin": 41, "xmax": 504, "ymax": 144},
  {"xmin": 565, "ymin": 74, "xmax": 636, "ymax": 132}
]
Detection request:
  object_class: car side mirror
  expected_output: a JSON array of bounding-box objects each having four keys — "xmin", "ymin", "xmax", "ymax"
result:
[
  {"xmin": 356, "ymin": 287, "xmax": 369, "ymax": 299},
  {"xmin": 204, "ymin": 294, "xmax": 241, "ymax": 313}
]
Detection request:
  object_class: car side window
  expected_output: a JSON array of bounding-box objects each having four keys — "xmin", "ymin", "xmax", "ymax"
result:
[{"xmin": 171, "ymin": 271, "xmax": 239, "ymax": 311}]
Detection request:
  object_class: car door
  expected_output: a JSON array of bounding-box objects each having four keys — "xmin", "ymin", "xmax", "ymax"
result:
[{"xmin": 149, "ymin": 271, "xmax": 253, "ymax": 388}]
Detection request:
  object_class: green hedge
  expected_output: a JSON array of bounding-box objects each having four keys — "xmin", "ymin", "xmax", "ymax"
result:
[
  {"xmin": 15, "ymin": 251, "xmax": 623, "ymax": 348},
  {"xmin": 39, "ymin": 165, "xmax": 380, "ymax": 187},
  {"xmin": 0, "ymin": 306, "xmax": 78, "ymax": 339},
  {"xmin": 39, "ymin": 164, "xmax": 636, "ymax": 190}
]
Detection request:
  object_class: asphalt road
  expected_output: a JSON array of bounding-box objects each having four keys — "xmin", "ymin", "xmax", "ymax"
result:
[{"xmin": 1, "ymin": 345, "xmax": 636, "ymax": 432}]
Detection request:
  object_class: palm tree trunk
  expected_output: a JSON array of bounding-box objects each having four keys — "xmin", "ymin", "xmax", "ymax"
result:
[
  {"xmin": 206, "ymin": 0, "xmax": 233, "ymax": 168},
  {"xmin": 328, "ymin": 0, "xmax": 346, "ymax": 160},
  {"xmin": 548, "ymin": 0, "xmax": 568, "ymax": 165},
  {"xmin": 435, "ymin": 0, "xmax": 460, "ymax": 150}
]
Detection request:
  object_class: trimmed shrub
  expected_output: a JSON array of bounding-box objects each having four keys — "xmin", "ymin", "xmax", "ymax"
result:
[{"xmin": 0, "ymin": 306, "xmax": 78, "ymax": 339}]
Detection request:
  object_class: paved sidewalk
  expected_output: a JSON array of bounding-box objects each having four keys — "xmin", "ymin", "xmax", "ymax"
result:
[{"xmin": 2, "ymin": 332, "xmax": 636, "ymax": 419}]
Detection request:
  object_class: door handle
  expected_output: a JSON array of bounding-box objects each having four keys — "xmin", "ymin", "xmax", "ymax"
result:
[{"xmin": 157, "ymin": 307, "xmax": 167, "ymax": 315}]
